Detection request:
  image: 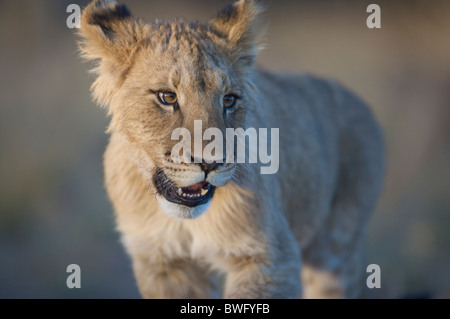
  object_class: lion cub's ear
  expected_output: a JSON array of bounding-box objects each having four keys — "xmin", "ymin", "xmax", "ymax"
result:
[
  {"xmin": 78, "ymin": 0, "xmax": 148, "ymax": 107},
  {"xmin": 210, "ymin": 0, "xmax": 265, "ymax": 66}
]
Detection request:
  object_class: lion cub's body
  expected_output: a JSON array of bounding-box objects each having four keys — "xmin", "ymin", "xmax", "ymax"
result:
[{"xmin": 80, "ymin": 0, "xmax": 384, "ymax": 298}]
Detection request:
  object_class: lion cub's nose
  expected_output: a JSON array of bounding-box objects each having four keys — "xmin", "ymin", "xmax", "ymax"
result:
[{"xmin": 200, "ymin": 161, "xmax": 220, "ymax": 174}]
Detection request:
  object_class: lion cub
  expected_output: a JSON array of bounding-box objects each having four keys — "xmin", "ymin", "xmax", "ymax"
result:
[{"xmin": 78, "ymin": 0, "xmax": 384, "ymax": 298}]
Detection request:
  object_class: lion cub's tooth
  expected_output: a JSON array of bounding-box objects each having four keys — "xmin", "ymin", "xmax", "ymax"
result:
[
  {"xmin": 177, "ymin": 188, "xmax": 183, "ymax": 196},
  {"xmin": 201, "ymin": 189, "xmax": 208, "ymax": 196}
]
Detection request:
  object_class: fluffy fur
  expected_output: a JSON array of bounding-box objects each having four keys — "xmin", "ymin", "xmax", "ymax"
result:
[{"xmin": 78, "ymin": 0, "xmax": 385, "ymax": 298}]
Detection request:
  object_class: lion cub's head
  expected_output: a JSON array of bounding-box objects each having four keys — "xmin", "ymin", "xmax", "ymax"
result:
[{"xmin": 79, "ymin": 0, "xmax": 264, "ymax": 219}]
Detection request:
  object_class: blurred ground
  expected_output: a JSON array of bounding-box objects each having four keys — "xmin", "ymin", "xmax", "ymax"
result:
[{"xmin": 0, "ymin": 0, "xmax": 449, "ymax": 298}]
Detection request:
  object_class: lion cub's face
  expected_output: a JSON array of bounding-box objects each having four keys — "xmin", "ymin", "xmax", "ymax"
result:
[{"xmin": 79, "ymin": 0, "xmax": 263, "ymax": 219}]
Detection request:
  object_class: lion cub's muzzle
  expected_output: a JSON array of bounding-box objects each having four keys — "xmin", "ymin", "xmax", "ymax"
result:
[{"xmin": 153, "ymin": 167, "xmax": 216, "ymax": 208}]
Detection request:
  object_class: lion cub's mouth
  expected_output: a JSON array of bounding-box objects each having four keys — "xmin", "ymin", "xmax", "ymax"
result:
[{"xmin": 153, "ymin": 168, "xmax": 216, "ymax": 208}]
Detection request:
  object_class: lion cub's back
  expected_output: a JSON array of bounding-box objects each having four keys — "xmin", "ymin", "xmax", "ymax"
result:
[{"xmin": 253, "ymin": 70, "xmax": 384, "ymax": 244}]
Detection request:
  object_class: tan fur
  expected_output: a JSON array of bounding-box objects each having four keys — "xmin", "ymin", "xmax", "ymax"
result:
[{"xmin": 78, "ymin": 0, "xmax": 385, "ymax": 298}]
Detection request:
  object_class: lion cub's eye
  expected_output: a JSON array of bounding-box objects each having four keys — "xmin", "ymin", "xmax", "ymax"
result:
[
  {"xmin": 157, "ymin": 91, "xmax": 178, "ymax": 106},
  {"xmin": 223, "ymin": 94, "xmax": 238, "ymax": 110}
]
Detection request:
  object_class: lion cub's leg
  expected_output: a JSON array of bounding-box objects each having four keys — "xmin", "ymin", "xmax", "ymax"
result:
[
  {"xmin": 132, "ymin": 258, "xmax": 214, "ymax": 299},
  {"xmin": 301, "ymin": 94, "xmax": 384, "ymax": 298},
  {"xmin": 222, "ymin": 230, "xmax": 302, "ymax": 299},
  {"xmin": 301, "ymin": 229, "xmax": 366, "ymax": 298},
  {"xmin": 301, "ymin": 163, "xmax": 380, "ymax": 298}
]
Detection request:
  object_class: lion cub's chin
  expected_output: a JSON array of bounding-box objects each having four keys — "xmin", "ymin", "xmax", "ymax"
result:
[{"xmin": 156, "ymin": 195, "xmax": 212, "ymax": 220}]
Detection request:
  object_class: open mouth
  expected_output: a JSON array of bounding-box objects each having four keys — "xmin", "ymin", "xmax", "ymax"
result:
[{"xmin": 153, "ymin": 168, "xmax": 216, "ymax": 207}]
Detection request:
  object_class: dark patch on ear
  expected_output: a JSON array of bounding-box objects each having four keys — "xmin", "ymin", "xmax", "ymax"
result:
[
  {"xmin": 89, "ymin": 3, "xmax": 131, "ymax": 25},
  {"xmin": 216, "ymin": 3, "xmax": 238, "ymax": 24},
  {"xmin": 88, "ymin": 3, "xmax": 131, "ymax": 38}
]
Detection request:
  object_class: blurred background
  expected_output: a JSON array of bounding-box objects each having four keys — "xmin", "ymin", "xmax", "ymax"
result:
[{"xmin": 0, "ymin": 0, "xmax": 449, "ymax": 298}]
